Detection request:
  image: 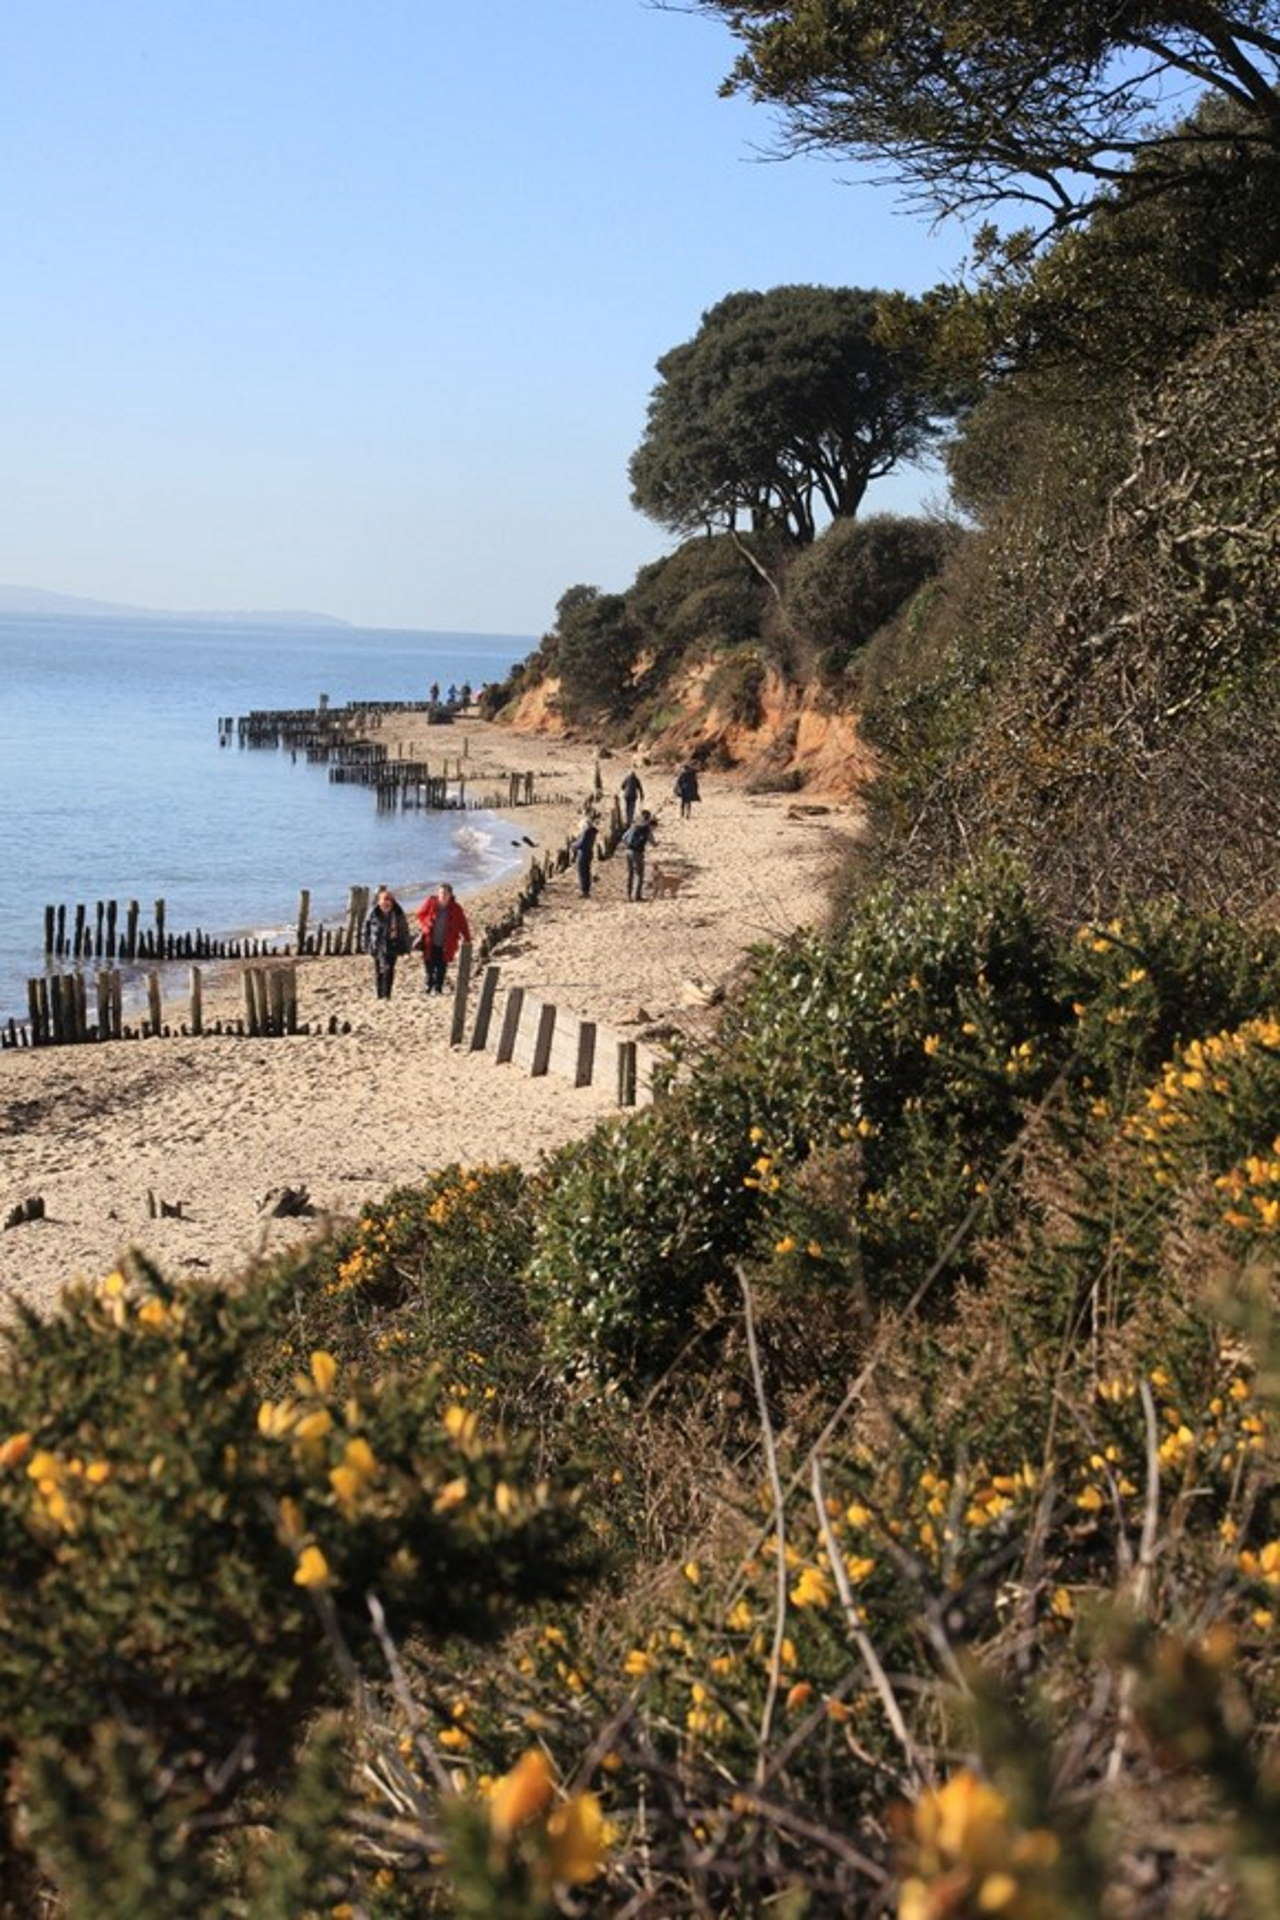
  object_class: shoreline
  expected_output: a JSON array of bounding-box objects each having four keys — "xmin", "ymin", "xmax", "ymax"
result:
[{"xmin": 0, "ymin": 713, "xmax": 866, "ymax": 1315}]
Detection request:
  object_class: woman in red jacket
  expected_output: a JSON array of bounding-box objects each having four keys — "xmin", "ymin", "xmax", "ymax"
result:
[{"xmin": 417, "ymin": 881, "xmax": 471, "ymax": 995}]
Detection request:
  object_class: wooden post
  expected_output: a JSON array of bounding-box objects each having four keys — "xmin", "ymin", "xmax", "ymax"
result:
[
  {"xmin": 73, "ymin": 971, "xmax": 88, "ymax": 1041},
  {"xmin": 147, "ymin": 972, "xmax": 162, "ymax": 1037},
  {"xmin": 530, "ymin": 1001, "xmax": 556, "ymax": 1077},
  {"xmin": 243, "ymin": 968, "xmax": 259, "ymax": 1037},
  {"xmin": 106, "ymin": 898, "xmax": 118, "ymax": 959},
  {"xmin": 296, "ymin": 889, "xmax": 310, "ymax": 952},
  {"xmin": 469, "ymin": 965, "xmax": 500, "ymax": 1051},
  {"xmin": 73, "ymin": 903, "xmax": 86, "ymax": 959},
  {"xmin": 110, "ymin": 969, "xmax": 122, "ymax": 1040},
  {"xmin": 55, "ymin": 904, "xmax": 66, "ymax": 958},
  {"xmin": 190, "ymin": 966, "xmax": 203, "ymax": 1036},
  {"xmin": 284, "ymin": 965, "xmax": 298, "ymax": 1034},
  {"xmin": 125, "ymin": 900, "xmax": 139, "ymax": 961},
  {"xmin": 575, "ymin": 1020, "xmax": 597, "ymax": 1087},
  {"xmin": 616, "ymin": 1040, "xmax": 638, "ymax": 1108},
  {"xmin": 268, "ymin": 967, "xmax": 286, "ymax": 1036},
  {"xmin": 96, "ymin": 969, "xmax": 111, "ymax": 1040},
  {"xmin": 495, "ymin": 986, "xmax": 525, "ymax": 1065},
  {"xmin": 449, "ymin": 941, "xmax": 473, "ymax": 1046},
  {"xmin": 94, "ymin": 900, "xmax": 104, "ymax": 959},
  {"xmin": 43, "ymin": 906, "xmax": 55, "ymax": 957}
]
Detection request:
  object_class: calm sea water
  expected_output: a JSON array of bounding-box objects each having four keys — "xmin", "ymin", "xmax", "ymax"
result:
[{"xmin": 0, "ymin": 614, "xmax": 531, "ymax": 1024}]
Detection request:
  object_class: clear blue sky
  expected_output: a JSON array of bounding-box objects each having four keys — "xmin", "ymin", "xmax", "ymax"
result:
[{"xmin": 1, "ymin": 1, "xmax": 969, "ymax": 633}]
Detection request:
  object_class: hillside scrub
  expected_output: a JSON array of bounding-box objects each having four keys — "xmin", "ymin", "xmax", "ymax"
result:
[
  {"xmin": 782, "ymin": 513, "xmax": 956, "ymax": 679},
  {"xmin": 861, "ymin": 295, "xmax": 1280, "ymax": 921}
]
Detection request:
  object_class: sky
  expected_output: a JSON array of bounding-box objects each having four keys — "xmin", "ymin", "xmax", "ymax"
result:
[{"xmin": 0, "ymin": 1, "xmax": 971, "ymax": 634}]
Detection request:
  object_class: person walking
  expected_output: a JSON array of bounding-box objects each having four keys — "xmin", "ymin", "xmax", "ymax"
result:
[
  {"xmin": 364, "ymin": 885, "xmax": 411, "ymax": 999},
  {"xmin": 620, "ymin": 767, "xmax": 644, "ymax": 827},
  {"xmin": 417, "ymin": 881, "xmax": 471, "ymax": 994},
  {"xmin": 570, "ymin": 812, "xmax": 599, "ymax": 897},
  {"xmin": 622, "ymin": 809, "xmax": 657, "ymax": 902},
  {"xmin": 674, "ymin": 763, "xmax": 700, "ymax": 820}
]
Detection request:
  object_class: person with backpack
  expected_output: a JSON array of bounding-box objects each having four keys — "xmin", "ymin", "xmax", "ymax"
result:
[
  {"xmin": 621, "ymin": 809, "xmax": 657, "ymax": 901},
  {"xmin": 674, "ymin": 763, "xmax": 700, "ymax": 820},
  {"xmin": 620, "ymin": 767, "xmax": 644, "ymax": 827},
  {"xmin": 417, "ymin": 881, "xmax": 471, "ymax": 994},
  {"xmin": 363, "ymin": 885, "xmax": 412, "ymax": 999}
]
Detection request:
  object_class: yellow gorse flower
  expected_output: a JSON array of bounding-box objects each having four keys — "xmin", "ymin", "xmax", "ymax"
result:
[
  {"xmin": 545, "ymin": 1791, "xmax": 610, "ymax": 1885},
  {"xmin": 442, "ymin": 1403, "xmax": 478, "ymax": 1446},
  {"xmin": 310, "ymin": 1350, "xmax": 337, "ymax": 1393},
  {"xmin": 489, "ymin": 1747, "xmax": 555, "ymax": 1837},
  {"xmin": 0, "ymin": 1432, "xmax": 33, "ymax": 1471},
  {"xmin": 293, "ymin": 1545, "xmax": 332, "ymax": 1590},
  {"xmin": 789, "ymin": 1565, "xmax": 833, "ymax": 1609}
]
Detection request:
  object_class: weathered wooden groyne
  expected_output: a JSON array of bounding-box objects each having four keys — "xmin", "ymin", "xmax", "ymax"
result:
[
  {"xmin": 224, "ymin": 700, "xmax": 559, "ymax": 814},
  {"xmin": 3, "ymin": 963, "xmax": 353, "ymax": 1050},
  {"xmin": 39, "ymin": 887, "xmax": 375, "ymax": 965}
]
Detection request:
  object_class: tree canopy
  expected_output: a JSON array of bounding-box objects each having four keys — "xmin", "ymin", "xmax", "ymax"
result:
[
  {"xmin": 550, "ymin": 585, "xmax": 641, "ymax": 719},
  {"xmin": 690, "ymin": 0, "xmax": 1280, "ymax": 230},
  {"xmin": 629, "ymin": 284, "xmax": 945, "ymax": 545}
]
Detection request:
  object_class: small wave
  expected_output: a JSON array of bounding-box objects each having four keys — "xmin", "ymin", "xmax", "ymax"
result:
[{"xmin": 452, "ymin": 826, "xmax": 494, "ymax": 864}]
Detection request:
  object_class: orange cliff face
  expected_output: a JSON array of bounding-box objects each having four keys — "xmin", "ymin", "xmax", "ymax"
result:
[
  {"xmin": 503, "ymin": 677, "xmax": 566, "ymax": 734},
  {"xmin": 500, "ymin": 659, "xmax": 876, "ymax": 802}
]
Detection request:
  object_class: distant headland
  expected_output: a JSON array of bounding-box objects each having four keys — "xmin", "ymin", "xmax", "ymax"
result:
[{"xmin": 0, "ymin": 584, "xmax": 351, "ymax": 627}]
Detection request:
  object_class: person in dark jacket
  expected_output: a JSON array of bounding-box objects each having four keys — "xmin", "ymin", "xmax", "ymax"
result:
[
  {"xmin": 621, "ymin": 809, "xmax": 657, "ymax": 901},
  {"xmin": 364, "ymin": 885, "xmax": 411, "ymax": 999},
  {"xmin": 620, "ymin": 767, "xmax": 644, "ymax": 827},
  {"xmin": 417, "ymin": 881, "xmax": 471, "ymax": 994},
  {"xmin": 674, "ymin": 763, "xmax": 700, "ymax": 820},
  {"xmin": 571, "ymin": 812, "xmax": 599, "ymax": 897}
]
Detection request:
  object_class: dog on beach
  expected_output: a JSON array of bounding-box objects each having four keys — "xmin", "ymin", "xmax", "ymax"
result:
[{"xmin": 648, "ymin": 867, "xmax": 688, "ymax": 900}]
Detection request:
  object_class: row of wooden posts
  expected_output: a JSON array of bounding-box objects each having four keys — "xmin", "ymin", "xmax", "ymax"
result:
[
  {"xmin": 36, "ymin": 773, "xmax": 613, "ymax": 967},
  {"xmin": 327, "ymin": 761, "xmax": 537, "ymax": 814},
  {"xmin": 6, "ymin": 964, "xmax": 333, "ymax": 1048},
  {"xmin": 40, "ymin": 887, "xmax": 375, "ymax": 964},
  {"xmin": 447, "ymin": 945, "xmax": 654, "ymax": 1106},
  {"xmin": 6, "ymin": 944, "xmax": 652, "ymax": 1106},
  {"xmin": 221, "ymin": 699, "xmax": 440, "ymax": 750}
]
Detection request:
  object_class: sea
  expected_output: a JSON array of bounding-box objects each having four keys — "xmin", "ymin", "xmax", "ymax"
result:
[{"xmin": 0, "ymin": 613, "xmax": 532, "ymax": 1027}]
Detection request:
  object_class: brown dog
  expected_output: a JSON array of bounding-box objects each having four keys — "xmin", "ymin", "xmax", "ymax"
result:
[{"xmin": 648, "ymin": 867, "xmax": 687, "ymax": 900}]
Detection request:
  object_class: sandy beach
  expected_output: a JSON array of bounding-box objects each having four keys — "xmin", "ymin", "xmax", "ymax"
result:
[{"xmin": 0, "ymin": 714, "xmax": 863, "ymax": 1315}]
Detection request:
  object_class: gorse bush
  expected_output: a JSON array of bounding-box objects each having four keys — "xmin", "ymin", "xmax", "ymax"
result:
[
  {"xmin": 527, "ymin": 864, "xmax": 1280, "ymax": 1389},
  {"xmin": 0, "ymin": 1257, "xmax": 583, "ymax": 1774},
  {"xmin": 266, "ymin": 1163, "xmax": 544, "ymax": 1417}
]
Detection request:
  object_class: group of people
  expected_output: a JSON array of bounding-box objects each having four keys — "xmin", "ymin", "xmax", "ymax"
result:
[
  {"xmin": 363, "ymin": 881, "xmax": 470, "ymax": 1001},
  {"xmin": 366, "ymin": 758, "xmax": 703, "ymax": 999},
  {"xmin": 569, "ymin": 759, "xmax": 701, "ymax": 903}
]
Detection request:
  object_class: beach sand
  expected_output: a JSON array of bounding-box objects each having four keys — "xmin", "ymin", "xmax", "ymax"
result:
[{"xmin": 0, "ymin": 716, "xmax": 863, "ymax": 1314}]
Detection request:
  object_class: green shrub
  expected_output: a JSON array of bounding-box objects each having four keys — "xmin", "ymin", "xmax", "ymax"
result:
[
  {"xmin": 627, "ymin": 534, "xmax": 771, "ymax": 666},
  {"xmin": 782, "ymin": 513, "xmax": 954, "ymax": 675}
]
